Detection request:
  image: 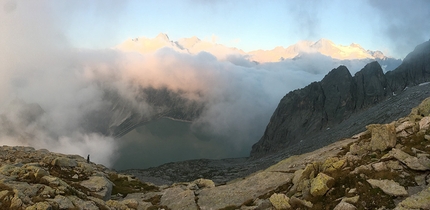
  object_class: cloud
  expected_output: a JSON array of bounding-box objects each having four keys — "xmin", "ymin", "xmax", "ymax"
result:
[
  {"xmin": 0, "ymin": 0, "xmax": 408, "ymax": 169},
  {"xmin": 286, "ymin": 0, "xmax": 325, "ymax": 40},
  {"xmin": 367, "ymin": 0, "xmax": 430, "ymax": 57}
]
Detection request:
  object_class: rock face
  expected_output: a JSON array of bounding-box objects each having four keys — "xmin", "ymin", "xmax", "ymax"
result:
[{"xmin": 251, "ymin": 39, "xmax": 430, "ymax": 158}]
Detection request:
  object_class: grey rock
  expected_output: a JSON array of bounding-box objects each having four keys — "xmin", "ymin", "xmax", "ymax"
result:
[
  {"xmin": 419, "ymin": 116, "xmax": 430, "ymax": 130},
  {"xmin": 198, "ymin": 172, "xmax": 293, "ymax": 210},
  {"xmin": 47, "ymin": 195, "xmax": 75, "ymax": 209},
  {"xmin": 25, "ymin": 201, "xmax": 52, "ymax": 210},
  {"xmin": 193, "ymin": 178, "xmax": 215, "ymax": 188},
  {"xmin": 367, "ymin": 179, "xmax": 408, "ymax": 196},
  {"xmin": 385, "ymin": 148, "xmax": 430, "ymax": 171},
  {"xmin": 160, "ymin": 186, "xmax": 198, "ymax": 210},
  {"xmin": 80, "ymin": 176, "xmax": 113, "ymax": 201},
  {"xmin": 372, "ymin": 162, "xmax": 388, "ymax": 171},
  {"xmin": 51, "ymin": 157, "xmax": 77, "ymax": 168},
  {"xmin": 367, "ymin": 123, "xmax": 397, "ymax": 151},
  {"xmin": 395, "ymin": 186, "xmax": 430, "ymax": 209},
  {"xmin": 289, "ymin": 196, "xmax": 313, "ymax": 208},
  {"xmin": 67, "ymin": 196, "xmax": 99, "ymax": 210},
  {"xmin": 334, "ymin": 201, "xmax": 357, "ymax": 210}
]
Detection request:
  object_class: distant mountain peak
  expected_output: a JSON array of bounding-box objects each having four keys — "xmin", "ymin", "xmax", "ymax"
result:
[{"xmin": 156, "ymin": 33, "xmax": 170, "ymax": 41}]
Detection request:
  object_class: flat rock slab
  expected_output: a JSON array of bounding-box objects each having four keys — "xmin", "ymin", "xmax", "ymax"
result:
[
  {"xmin": 161, "ymin": 186, "xmax": 198, "ymax": 210},
  {"xmin": 396, "ymin": 186, "xmax": 430, "ymax": 209},
  {"xmin": 385, "ymin": 148, "xmax": 430, "ymax": 171},
  {"xmin": 367, "ymin": 179, "xmax": 408, "ymax": 197},
  {"xmin": 267, "ymin": 138, "xmax": 357, "ymax": 172},
  {"xmin": 197, "ymin": 171, "xmax": 293, "ymax": 210}
]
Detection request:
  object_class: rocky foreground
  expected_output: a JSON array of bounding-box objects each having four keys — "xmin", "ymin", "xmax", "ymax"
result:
[{"xmin": 2, "ymin": 98, "xmax": 430, "ymax": 209}]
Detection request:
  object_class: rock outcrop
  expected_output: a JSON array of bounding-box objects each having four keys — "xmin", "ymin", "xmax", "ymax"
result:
[{"xmin": 251, "ymin": 39, "xmax": 430, "ymax": 158}]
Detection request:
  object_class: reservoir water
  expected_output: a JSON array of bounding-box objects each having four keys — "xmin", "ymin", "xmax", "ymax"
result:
[{"xmin": 112, "ymin": 117, "xmax": 252, "ymax": 170}]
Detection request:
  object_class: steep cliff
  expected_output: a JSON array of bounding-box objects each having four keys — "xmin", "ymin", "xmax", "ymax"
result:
[{"xmin": 251, "ymin": 39, "xmax": 430, "ymax": 158}]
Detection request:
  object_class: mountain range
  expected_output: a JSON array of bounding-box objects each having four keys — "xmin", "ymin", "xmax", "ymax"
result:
[{"xmin": 117, "ymin": 33, "xmax": 401, "ymax": 71}]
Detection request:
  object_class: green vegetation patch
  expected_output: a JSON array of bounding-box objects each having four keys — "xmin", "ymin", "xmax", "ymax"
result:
[{"xmin": 109, "ymin": 173, "xmax": 159, "ymax": 197}]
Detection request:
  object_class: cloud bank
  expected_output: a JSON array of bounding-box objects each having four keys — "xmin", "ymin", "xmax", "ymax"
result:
[{"xmin": 0, "ymin": 0, "xmax": 416, "ymax": 168}]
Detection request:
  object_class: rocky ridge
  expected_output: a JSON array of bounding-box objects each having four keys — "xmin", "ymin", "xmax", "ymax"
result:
[
  {"xmin": 251, "ymin": 39, "xmax": 430, "ymax": 158},
  {"xmin": 2, "ymin": 97, "xmax": 430, "ymax": 209}
]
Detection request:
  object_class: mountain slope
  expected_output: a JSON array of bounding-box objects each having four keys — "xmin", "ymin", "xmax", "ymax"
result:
[
  {"xmin": 3, "ymin": 97, "xmax": 430, "ymax": 210},
  {"xmin": 251, "ymin": 39, "xmax": 430, "ymax": 158}
]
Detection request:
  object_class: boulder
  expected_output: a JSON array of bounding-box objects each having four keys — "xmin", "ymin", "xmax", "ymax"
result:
[
  {"xmin": 310, "ymin": 173, "xmax": 334, "ymax": 197},
  {"xmin": 106, "ymin": 200, "xmax": 128, "ymax": 210},
  {"xmin": 51, "ymin": 157, "xmax": 77, "ymax": 167},
  {"xmin": 333, "ymin": 201, "xmax": 357, "ymax": 210},
  {"xmin": 120, "ymin": 199, "xmax": 139, "ymax": 209},
  {"xmin": 410, "ymin": 97, "xmax": 430, "ymax": 118},
  {"xmin": 269, "ymin": 193, "xmax": 291, "ymax": 209},
  {"xmin": 371, "ymin": 162, "xmax": 388, "ymax": 171},
  {"xmin": 160, "ymin": 186, "xmax": 198, "ymax": 210},
  {"xmin": 67, "ymin": 196, "xmax": 99, "ymax": 210},
  {"xmin": 193, "ymin": 178, "xmax": 215, "ymax": 188},
  {"xmin": 395, "ymin": 186, "xmax": 430, "ymax": 209},
  {"xmin": 366, "ymin": 123, "xmax": 397, "ymax": 151},
  {"xmin": 419, "ymin": 116, "xmax": 430, "ymax": 130},
  {"xmin": 47, "ymin": 195, "xmax": 75, "ymax": 209},
  {"xmin": 342, "ymin": 195, "xmax": 360, "ymax": 204},
  {"xmin": 321, "ymin": 157, "xmax": 346, "ymax": 173},
  {"xmin": 26, "ymin": 201, "xmax": 52, "ymax": 210},
  {"xmin": 289, "ymin": 196, "xmax": 313, "ymax": 208},
  {"xmin": 384, "ymin": 148, "xmax": 430, "ymax": 171},
  {"xmin": 80, "ymin": 176, "xmax": 113, "ymax": 201},
  {"xmin": 366, "ymin": 179, "xmax": 408, "ymax": 196},
  {"xmin": 396, "ymin": 121, "xmax": 415, "ymax": 133}
]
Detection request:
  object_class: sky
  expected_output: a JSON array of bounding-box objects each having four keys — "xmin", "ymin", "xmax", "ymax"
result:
[
  {"xmin": 60, "ymin": 0, "xmax": 430, "ymax": 59},
  {"xmin": 0, "ymin": 0, "xmax": 429, "ymax": 168}
]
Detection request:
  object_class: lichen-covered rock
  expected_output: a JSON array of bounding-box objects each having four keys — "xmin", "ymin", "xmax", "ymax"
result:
[
  {"xmin": 25, "ymin": 201, "xmax": 52, "ymax": 210},
  {"xmin": 367, "ymin": 179, "xmax": 408, "ymax": 196},
  {"xmin": 366, "ymin": 123, "xmax": 397, "ymax": 151},
  {"xmin": 193, "ymin": 178, "xmax": 215, "ymax": 188},
  {"xmin": 310, "ymin": 173, "xmax": 334, "ymax": 197},
  {"xmin": 321, "ymin": 157, "xmax": 346, "ymax": 173},
  {"xmin": 120, "ymin": 198, "xmax": 139, "ymax": 209},
  {"xmin": 410, "ymin": 97, "xmax": 430, "ymax": 118},
  {"xmin": 269, "ymin": 193, "xmax": 291, "ymax": 209},
  {"xmin": 395, "ymin": 186, "xmax": 430, "ymax": 209}
]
